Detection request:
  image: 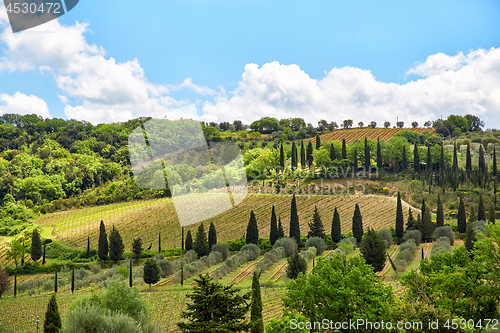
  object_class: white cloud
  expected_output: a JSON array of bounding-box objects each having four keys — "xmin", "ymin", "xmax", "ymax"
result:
[{"xmin": 0, "ymin": 91, "xmax": 51, "ymax": 118}]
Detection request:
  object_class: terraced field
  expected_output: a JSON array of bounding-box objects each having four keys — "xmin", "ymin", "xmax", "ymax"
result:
[
  {"xmin": 32, "ymin": 194, "xmax": 409, "ymax": 253},
  {"xmin": 307, "ymin": 127, "xmax": 435, "ymax": 144}
]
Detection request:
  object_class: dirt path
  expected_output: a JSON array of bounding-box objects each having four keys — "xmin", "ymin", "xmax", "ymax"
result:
[
  {"xmin": 380, "ymin": 245, "xmax": 399, "ymax": 275},
  {"xmin": 269, "ymin": 262, "xmax": 288, "ymax": 282},
  {"xmin": 230, "ymin": 259, "xmax": 262, "ymax": 285},
  {"xmin": 365, "ymin": 194, "xmax": 422, "ymax": 214}
]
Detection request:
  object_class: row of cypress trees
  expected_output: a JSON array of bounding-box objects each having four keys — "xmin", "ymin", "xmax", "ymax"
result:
[{"xmin": 184, "ymin": 222, "xmax": 218, "ymax": 257}]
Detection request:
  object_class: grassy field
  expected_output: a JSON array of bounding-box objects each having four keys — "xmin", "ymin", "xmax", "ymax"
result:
[{"xmin": 30, "ymin": 194, "xmax": 410, "ymax": 257}]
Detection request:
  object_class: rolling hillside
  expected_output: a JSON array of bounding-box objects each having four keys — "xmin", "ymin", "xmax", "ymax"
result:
[
  {"xmin": 308, "ymin": 127, "xmax": 435, "ymax": 144},
  {"xmin": 30, "ymin": 194, "xmax": 411, "ymax": 254}
]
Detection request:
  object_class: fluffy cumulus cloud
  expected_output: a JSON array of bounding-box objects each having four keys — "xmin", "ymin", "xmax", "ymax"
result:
[
  {"xmin": 0, "ymin": 91, "xmax": 50, "ymax": 118},
  {"xmin": 0, "ymin": 11, "xmax": 499, "ymax": 127}
]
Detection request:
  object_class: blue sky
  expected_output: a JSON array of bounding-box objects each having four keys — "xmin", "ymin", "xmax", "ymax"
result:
[{"xmin": 0, "ymin": 0, "xmax": 499, "ymax": 127}]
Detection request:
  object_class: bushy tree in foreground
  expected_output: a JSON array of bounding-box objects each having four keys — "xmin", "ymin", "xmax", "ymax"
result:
[
  {"xmin": 177, "ymin": 274, "xmax": 250, "ymax": 333},
  {"xmin": 359, "ymin": 228, "xmax": 387, "ymax": 272},
  {"xmin": 44, "ymin": 294, "xmax": 62, "ymax": 333},
  {"xmin": 143, "ymin": 259, "xmax": 160, "ymax": 290}
]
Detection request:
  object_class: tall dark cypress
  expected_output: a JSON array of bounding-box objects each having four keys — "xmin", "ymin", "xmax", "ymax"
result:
[
  {"xmin": 364, "ymin": 138, "xmax": 370, "ymax": 171},
  {"xmin": 352, "ymin": 204, "xmax": 363, "ymax": 244},
  {"xmin": 402, "ymin": 145, "xmax": 408, "ymax": 172},
  {"xmin": 129, "ymin": 258, "xmax": 133, "ymax": 287},
  {"xmin": 158, "ymin": 232, "xmax": 161, "ymax": 253},
  {"xmin": 71, "ymin": 269, "xmax": 75, "ymax": 293},
  {"xmin": 316, "ymin": 134, "xmax": 321, "ymax": 150},
  {"xmin": 279, "ymin": 144, "xmax": 285, "ymax": 171},
  {"xmin": 376, "ymin": 137, "xmax": 382, "ymax": 169},
  {"xmin": 458, "ymin": 195, "xmax": 466, "ymax": 233},
  {"xmin": 352, "ymin": 149, "xmax": 358, "ymax": 169},
  {"xmin": 14, "ymin": 273, "xmax": 16, "ymax": 297},
  {"xmin": 330, "ymin": 143, "xmax": 337, "ymax": 161},
  {"xmin": 493, "ymin": 146, "xmax": 497, "ymax": 178},
  {"xmin": 342, "ymin": 139, "xmax": 347, "ymax": 160},
  {"xmin": 291, "ymin": 142, "xmax": 297, "ymax": 170},
  {"xmin": 308, "ymin": 206, "xmax": 325, "ymax": 238},
  {"xmin": 331, "ymin": 207, "xmax": 341, "ymax": 243},
  {"xmin": 440, "ymin": 144, "xmax": 445, "ymax": 172},
  {"xmin": 108, "ymin": 225, "xmax": 124, "ymax": 262},
  {"xmin": 478, "ymin": 193, "xmax": 486, "ymax": 221},
  {"xmin": 307, "ymin": 141, "xmax": 313, "ymax": 167},
  {"xmin": 54, "ymin": 271, "xmax": 58, "ymax": 293},
  {"xmin": 421, "ymin": 198, "xmax": 426, "ymax": 219},
  {"xmin": 208, "ymin": 222, "xmax": 217, "ymax": 249},
  {"xmin": 246, "ymin": 211, "xmax": 259, "ymax": 245},
  {"xmin": 193, "ymin": 223, "xmax": 210, "ymax": 257},
  {"xmin": 414, "ymin": 141, "xmax": 420, "ymax": 172},
  {"xmin": 42, "ymin": 243, "xmax": 46, "ymax": 265},
  {"xmin": 44, "ymin": 294, "xmax": 62, "ymax": 333},
  {"xmin": 289, "ymin": 194, "xmax": 301, "ymax": 246},
  {"xmin": 479, "ymin": 145, "xmax": 486, "ymax": 175},
  {"xmin": 98, "ymin": 220, "xmax": 108, "ymax": 262},
  {"xmin": 277, "ymin": 216, "xmax": 285, "ymax": 239},
  {"xmin": 300, "ymin": 141, "xmax": 306, "ymax": 168},
  {"xmin": 421, "ymin": 206, "xmax": 434, "ymax": 242},
  {"xmin": 465, "ymin": 219, "xmax": 476, "ymax": 258},
  {"xmin": 406, "ymin": 208, "xmax": 416, "ymax": 230},
  {"xmin": 250, "ymin": 271, "xmax": 264, "ymax": 333},
  {"xmin": 86, "ymin": 236, "xmax": 90, "ymax": 258},
  {"xmin": 466, "ymin": 143, "xmax": 472, "ymax": 176},
  {"xmin": 269, "ymin": 205, "xmax": 278, "ymax": 246},
  {"xmin": 395, "ymin": 192, "xmax": 404, "ymax": 239},
  {"xmin": 436, "ymin": 193, "xmax": 444, "ymax": 228},
  {"xmin": 452, "ymin": 141, "xmax": 458, "ymax": 172},
  {"xmin": 489, "ymin": 201, "xmax": 496, "ymax": 224},
  {"xmin": 469, "ymin": 206, "xmax": 476, "ymax": 223},
  {"xmin": 427, "ymin": 146, "xmax": 432, "ymax": 172},
  {"xmin": 185, "ymin": 230, "xmax": 193, "ymax": 252},
  {"xmin": 31, "ymin": 229, "xmax": 42, "ymax": 263}
]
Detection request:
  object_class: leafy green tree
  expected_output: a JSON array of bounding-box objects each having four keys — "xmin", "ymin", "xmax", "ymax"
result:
[
  {"xmin": 100, "ymin": 280, "xmax": 149, "ymax": 321},
  {"xmin": 246, "ymin": 211, "xmax": 259, "ymax": 245},
  {"xmin": 478, "ymin": 193, "xmax": 486, "ymax": 221},
  {"xmin": 208, "ymin": 222, "xmax": 217, "ymax": 250},
  {"xmin": 185, "ymin": 230, "xmax": 193, "ymax": 252},
  {"xmin": 352, "ymin": 204, "xmax": 363, "ymax": 243},
  {"xmin": 98, "ymin": 220, "xmax": 108, "ymax": 262},
  {"xmin": 413, "ymin": 141, "xmax": 420, "ymax": 172},
  {"xmin": 289, "ymin": 194, "xmax": 301, "ymax": 246},
  {"xmin": 30, "ymin": 228, "xmax": 42, "ymax": 263},
  {"xmin": 177, "ymin": 274, "xmax": 250, "ymax": 333},
  {"xmin": 44, "ymin": 294, "xmax": 62, "ymax": 333},
  {"xmin": 193, "ymin": 223, "xmax": 210, "ymax": 257},
  {"xmin": 342, "ymin": 138, "xmax": 347, "ymax": 159},
  {"xmin": 286, "ymin": 250, "xmax": 307, "ymax": 279},
  {"xmin": 359, "ymin": 228, "xmax": 386, "ymax": 272},
  {"xmin": 306, "ymin": 141, "xmax": 313, "ymax": 167},
  {"xmin": 376, "ymin": 137, "xmax": 382, "ymax": 168},
  {"xmin": 331, "ymin": 207, "xmax": 341, "ymax": 243},
  {"xmin": 395, "ymin": 192, "xmax": 404, "ymax": 239},
  {"xmin": 330, "ymin": 142, "xmax": 336, "ymax": 161},
  {"xmin": 250, "ymin": 271, "xmax": 264, "ymax": 333},
  {"xmin": 436, "ymin": 193, "xmax": 444, "ymax": 228},
  {"xmin": 269, "ymin": 205, "xmax": 278, "ymax": 246},
  {"xmin": 132, "ymin": 237, "xmax": 143, "ymax": 260},
  {"xmin": 300, "ymin": 141, "xmax": 306, "ymax": 168},
  {"xmin": 6, "ymin": 241, "xmax": 23, "ymax": 267},
  {"xmin": 283, "ymin": 255, "xmax": 393, "ymax": 328},
  {"xmin": 308, "ymin": 206, "xmax": 325, "ymax": 239},
  {"xmin": 277, "ymin": 217, "xmax": 285, "ymax": 239},
  {"xmin": 143, "ymin": 259, "xmax": 160, "ymax": 290},
  {"xmin": 109, "ymin": 225, "xmax": 125, "ymax": 262}
]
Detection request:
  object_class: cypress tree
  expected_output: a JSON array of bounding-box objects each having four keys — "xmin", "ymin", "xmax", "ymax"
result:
[
  {"xmin": 466, "ymin": 143, "xmax": 472, "ymax": 176},
  {"xmin": 469, "ymin": 206, "xmax": 476, "ymax": 223},
  {"xmin": 185, "ymin": 230, "xmax": 193, "ymax": 251},
  {"xmin": 427, "ymin": 146, "xmax": 432, "ymax": 172},
  {"xmin": 246, "ymin": 211, "xmax": 259, "ymax": 245},
  {"xmin": 250, "ymin": 271, "xmax": 264, "ymax": 333},
  {"xmin": 269, "ymin": 205, "xmax": 278, "ymax": 246},
  {"xmin": 330, "ymin": 143, "xmax": 336, "ymax": 161},
  {"xmin": 331, "ymin": 207, "xmax": 341, "ymax": 243},
  {"xmin": 359, "ymin": 228, "xmax": 387, "ymax": 272},
  {"xmin": 413, "ymin": 141, "xmax": 420, "ymax": 172},
  {"xmin": 86, "ymin": 236, "xmax": 90, "ymax": 258},
  {"xmin": 352, "ymin": 204, "xmax": 363, "ymax": 243},
  {"xmin": 406, "ymin": 208, "xmax": 415, "ymax": 230},
  {"xmin": 316, "ymin": 134, "xmax": 321, "ymax": 150},
  {"xmin": 291, "ymin": 142, "xmax": 297, "ymax": 170},
  {"xmin": 300, "ymin": 141, "xmax": 306, "ymax": 168},
  {"xmin": 193, "ymin": 223, "xmax": 210, "ymax": 257},
  {"xmin": 42, "ymin": 243, "xmax": 46, "ymax": 265},
  {"xmin": 208, "ymin": 222, "xmax": 217, "ymax": 249},
  {"xmin": 21, "ymin": 243, "xmax": 24, "ymax": 266},
  {"xmin": 143, "ymin": 258, "xmax": 160, "ymax": 290},
  {"xmin": 421, "ymin": 205, "xmax": 434, "ymax": 242},
  {"xmin": 286, "ymin": 250, "xmax": 307, "ymax": 279},
  {"xmin": 440, "ymin": 144, "xmax": 445, "ymax": 172},
  {"xmin": 279, "ymin": 144, "xmax": 285, "ymax": 171},
  {"xmin": 308, "ymin": 206, "xmax": 325, "ymax": 238},
  {"xmin": 277, "ymin": 217, "xmax": 285, "ymax": 239},
  {"xmin": 14, "ymin": 273, "xmax": 17, "ymax": 297},
  {"xmin": 395, "ymin": 192, "xmax": 404, "ymax": 239},
  {"xmin": 364, "ymin": 137, "xmax": 370, "ymax": 171},
  {"xmin": 415, "ymin": 213, "xmax": 422, "ymax": 232},
  {"xmin": 43, "ymin": 294, "xmax": 62, "ymax": 333},
  {"xmin": 54, "ymin": 271, "xmax": 58, "ymax": 293},
  {"xmin": 489, "ymin": 201, "xmax": 496, "ymax": 224},
  {"xmin": 158, "ymin": 232, "xmax": 161, "ymax": 253},
  {"xmin": 129, "ymin": 258, "xmax": 133, "ymax": 287},
  {"xmin": 307, "ymin": 141, "xmax": 313, "ymax": 167},
  {"xmin": 342, "ymin": 138, "xmax": 347, "ymax": 159},
  {"xmin": 132, "ymin": 237, "xmax": 143, "ymax": 259},
  {"xmin": 31, "ymin": 229, "xmax": 42, "ymax": 263},
  {"xmin": 108, "ymin": 225, "xmax": 124, "ymax": 262},
  {"xmin": 493, "ymin": 146, "xmax": 497, "ymax": 178},
  {"xmin": 453, "ymin": 141, "xmax": 458, "ymax": 172},
  {"xmin": 98, "ymin": 220, "xmax": 108, "ymax": 262},
  {"xmin": 421, "ymin": 198, "xmax": 426, "ymax": 218},
  {"xmin": 458, "ymin": 195, "xmax": 466, "ymax": 233},
  {"xmin": 479, "ymin": 145, "xmax": 486, "ymax": 175},
  {"xmin": 436, "ymin": 193, "xmax": 444, "ymax": 227},
  {"xmin": 465, "ymin": 220, "xmax": 476, "ymax": 258},
  {"xmin": 289, "ymin": 194, "xmax": 301, "ymax": 246},
  {"xmin": 376, "ymin": 137, "xmax": 382, "ymax": 169},
  {"xmin": 478, "ymin": 193, "xmax": 486, "ymax": 221},
  {"xmin": 71, "ymin": 269, "xmax": 75, "ymax": 293},
  {"xmin": 402, "ymin": 145, "xmax": 407, "ymax": 172},
  {"xmin": 352, "ymin": 149, "xmax": 358, "ymax": 170}
]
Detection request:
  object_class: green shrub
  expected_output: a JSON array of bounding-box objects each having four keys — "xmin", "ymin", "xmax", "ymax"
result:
[
  {"xmin": 431, "ymin": 237, "xmax": 452, "ymax": 256},
  {"xmin": 240, "ymin": 243, "xmax": 261, "ymax": 260},
  {"xmin": 434, "ymin": 226, "xmax": 455, "ymax": 245},
  {"xmin": 377, "ymin": 229, "xmax": 392, "ymax": 248},
  {"xmin": 273, "ymin": 237, "xmax": 297, "ymax": 257},
  {"xmin": 211, "ymin": 243, "xmax": 229, "ymax": 261},
  {"xmin": 305, "ymin": 237, "xmax": 325, "ymax": 255},
  {"xmin": 404, "ymin": 230, "xmax": 422, "ymax": 246}
]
